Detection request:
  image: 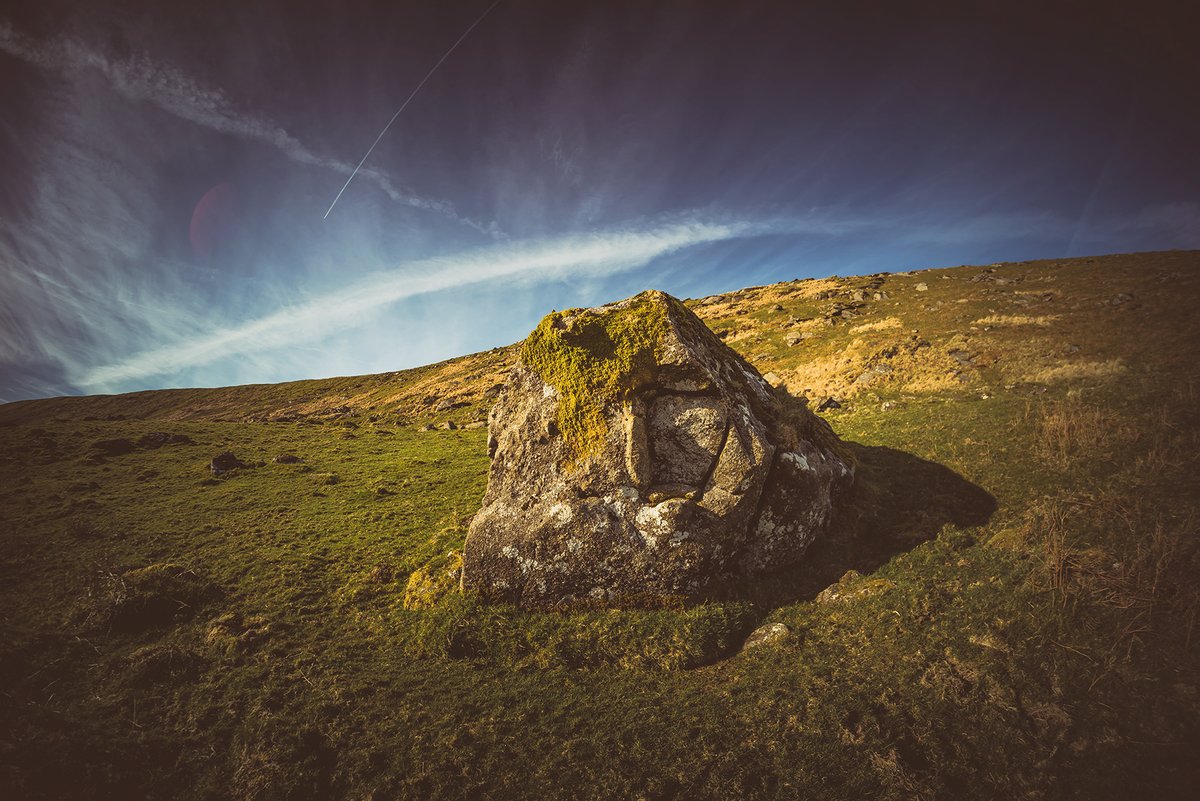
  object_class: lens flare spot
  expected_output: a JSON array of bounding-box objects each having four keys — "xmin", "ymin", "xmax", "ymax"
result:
[{"xmin": 189, "ymin": 182, "xmax": 237, "ymax": 258}]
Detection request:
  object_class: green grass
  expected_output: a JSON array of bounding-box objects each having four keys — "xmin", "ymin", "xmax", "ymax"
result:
[{"xmin": 1, "ymin": 251, "xmax": 1198, "ymax": 800}]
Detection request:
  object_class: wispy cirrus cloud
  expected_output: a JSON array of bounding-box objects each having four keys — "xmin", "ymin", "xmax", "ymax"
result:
[
  {"xmin": 0, "ymin": 20, "xmax": 498, "ymax": 235},
  {"xmin": 78, "ymin": 216, "xmax": 772, "ymax": 388}
]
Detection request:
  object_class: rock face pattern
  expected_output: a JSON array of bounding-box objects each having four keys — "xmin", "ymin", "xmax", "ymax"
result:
[{"xmin": 461, "ymin": 291, "xmax": 854, "ymax": 606}]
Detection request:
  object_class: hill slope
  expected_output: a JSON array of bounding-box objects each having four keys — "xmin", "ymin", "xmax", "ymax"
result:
[{"xmin": 1, "ymin": 250, "xmax": 1198, "ymax": 800}]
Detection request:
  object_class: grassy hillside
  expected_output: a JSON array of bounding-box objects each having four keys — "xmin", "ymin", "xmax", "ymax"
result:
[
  {"xmin": 1, "ymin": 250, "xmax": 1198, "ymax": 800},
  {"xmin": 0, "ymin": 348, "xmax": 516, "ymax": 429}
]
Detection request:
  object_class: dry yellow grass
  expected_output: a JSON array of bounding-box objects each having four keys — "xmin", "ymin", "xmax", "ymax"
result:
[
  {"xmin": 1017, "ymin": 385, "xmax": 1199, "ymax": 650},
  {"xmin": 1025, "ymin": 489, "xmax": 1199, "ymax": 643},
  {"xmin": 1022, "ymin": 359, "xmax": 1126, "ymax": 384},
  {"xmin": 849, "ymin": 316, "xmax": 903, "ymax": 334},
  {"xmin": 1029, "ymin": 398, "xmax": 1135, "ymax": 469},
  {"xmin": 782, "ymin": 334, "xmax": 963, "ymax": 398},
  {"xmin": 764, "ymin": 276, "xmax": 844, "ymax": 302},
  {"xmin": 693, "ymin": 277, "xmax": 848, "ymax": 321},
  {"xmin": 723, "ymin": 328, "xmax": 760, "ymax": 344}
]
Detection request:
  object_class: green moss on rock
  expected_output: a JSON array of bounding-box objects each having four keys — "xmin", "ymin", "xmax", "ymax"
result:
[{"xmin": 520, "ymin": 292, "xmax": 671, "ymax": 465}]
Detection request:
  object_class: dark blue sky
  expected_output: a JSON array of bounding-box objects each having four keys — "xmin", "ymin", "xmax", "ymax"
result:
[{"xmin": 1, "ymin": 0, "xmax": 1197, "ymax": 401}]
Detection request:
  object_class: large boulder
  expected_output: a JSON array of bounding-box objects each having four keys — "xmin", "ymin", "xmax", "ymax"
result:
[{"xmin": 461, "ymin": 290, "xmax": 854, "ymax": 606}]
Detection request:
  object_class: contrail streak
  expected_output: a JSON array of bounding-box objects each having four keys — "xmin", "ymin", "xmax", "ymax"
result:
[{"xmin": 323, "ymin": 0, "xmax": 502, "ymax": 220}]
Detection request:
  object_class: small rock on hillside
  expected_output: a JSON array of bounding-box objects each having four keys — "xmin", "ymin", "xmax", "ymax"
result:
[
  {"xmin": 743, "ymin": 622, "xmax": 792, "ymax": 650},
  {"xmin": 209, "ymin": 452, "xmax": 246, "ymax": 476}
]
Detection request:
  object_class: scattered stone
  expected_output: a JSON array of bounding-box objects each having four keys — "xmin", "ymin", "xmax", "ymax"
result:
[
  {"xmin": 420, "ymin": 423, "xmax": 437, "ymax": 431},
  {"xmin": 462, "ymin": 290, "xmax": 854, "ymax": 606},
  {"xmin": 440, "ymin": 421, "xmax": 458, "ymax": 430},
  {"xmin": 209, "ymin": 452, "xmax": 246, "ymax": 476},
  {"xmin": 815, "ymin": 570, "xmax": 895, "ymax": 604},
  {"xmin": 1063, "ymin": 344, "xmax": 1081, "ymax": 355},
  {"xmin": 374, "ymin": 486, "xmax": 394, "ymax": 496},
  {"xmin": 852, "ymin": 290, "xmax": 866, "ymax": 302},
  {"xmin": 854, "ymin": 363, "xmax": 894, "ymax": 385},
  {"xmin": 463, "ymin": 421, "xmax": 487, "ymax": 430},
  {"xmin": 771, "ymin": 303, "xmax": 785, "ymax": 312},
  {"xmin": 1109, "ymin": 293, "xmax": 1133, "ymax": 306},
  {"xmin": 785, "ymin": 333, "xmax": 804, "ymax": 347},
  {"xmin": 762, "ymin": 371, "xmax": 783, "ymax": 386},
  {"xmin": 273, "ymin": 453, "xmax": 302, "ymax": 464},
  {"xmin": 434, "ymin": 399, "xmax": 468, "ymax": 412},
  {"xmin": 816, "ymin": 397, "xmax": 842, "ymax": 412},
  {"xmin": 947, "ymin": 348, "xmax": 977, "ymax": 366},
  {"xmin": 915, "ymin": 283, "xmax": 929, "ymax": 292},
  {"xmin": 743, "ymin": 622, "xmax": 792, "ymax": 650}
]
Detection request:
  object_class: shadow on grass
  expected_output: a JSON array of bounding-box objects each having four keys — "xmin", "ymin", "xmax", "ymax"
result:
[{"xmin": 742, "ymin": 441, "xmax": 998, "ymax": 610}]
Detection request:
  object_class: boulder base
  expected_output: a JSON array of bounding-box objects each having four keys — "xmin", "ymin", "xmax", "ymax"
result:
[{"xmin": 462, "ymin": 290, "xmax": 853, "ymax": 606}]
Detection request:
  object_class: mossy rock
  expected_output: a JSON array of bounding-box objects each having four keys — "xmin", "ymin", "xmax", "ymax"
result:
[
  {"xmin": 521, "ymin": 292, "xmax": 670, "ymax": 465},
  {"xmin": 465, "ymin": 290, "xmax": 856, "ymax": 606},
  {"xmin": 814, "ymin": 569, "xmax": 895, "ymax": 605},
  {"xmin": 404, "ymin": 550, "xmax": 464, "ymax": 610}
]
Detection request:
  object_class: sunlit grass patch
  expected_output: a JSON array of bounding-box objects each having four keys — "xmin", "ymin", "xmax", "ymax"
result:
[
  {"xmin": 849, "ymin": 316, "xmax": 904, "ymax": 334},
  {"xmin": 1022, "ymin": 358, "xmax": 1126, "ymax": 384}
]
